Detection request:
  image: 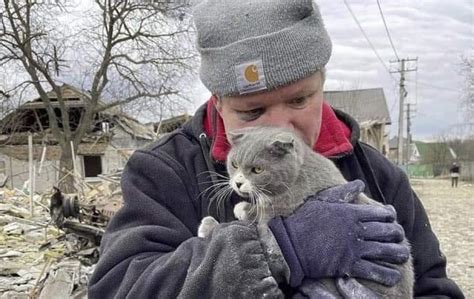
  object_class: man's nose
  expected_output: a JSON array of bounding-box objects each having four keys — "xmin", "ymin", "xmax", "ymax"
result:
[{"xmin": 259, "ymin": 108, "xmax": 294, "ymax": 130}]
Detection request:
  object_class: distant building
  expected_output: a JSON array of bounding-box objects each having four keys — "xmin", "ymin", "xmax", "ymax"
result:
[
  {"xmin": 151, "ymin": 114, "xmax": 192, "ymax": 136},
  {"xmin": 409, "ymin": 141, "xmax": 457, "ymax": 164},
  {"xmin": 406, "ymin": 141, "xmax": 456, "ymax": 178},
  {"xmin": 388, "ymin": 136, "xmax": 410, "ymax": 163},
  {"xmin": 324, "ymin": 88, "xmax": 391, "ymax": 153},
  {"xmin": 0, "ymin": 84, "xmax": 156, "ymax": 192}
]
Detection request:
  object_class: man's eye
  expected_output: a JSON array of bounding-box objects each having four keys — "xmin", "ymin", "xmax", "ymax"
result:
[
  {"xmin": 236, "ymin": 108, "xmax": 263, "ymax": 121},
  {"xmin": 290, "ymin": 96, "xmax": 308, "ymax": 107}
]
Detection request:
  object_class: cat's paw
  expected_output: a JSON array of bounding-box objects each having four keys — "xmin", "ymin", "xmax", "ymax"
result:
[
  {"xmin": 234, "ymin": 201, "xmax": 250, "ymax": 221},
  {"xmin": 198, "ymin": 216, "xmax": 219, "ymax": 238}
]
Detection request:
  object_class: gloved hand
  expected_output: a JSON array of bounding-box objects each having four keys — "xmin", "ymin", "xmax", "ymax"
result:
[
  {"xmin": 293, "ymin": 278, "xmax": 379, "ymax": 299},
  {"xmin": 268, "ymin": 181, "xmax": 409, "ymax": 287}
]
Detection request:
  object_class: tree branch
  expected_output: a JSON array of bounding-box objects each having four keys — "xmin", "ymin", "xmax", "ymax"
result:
[{"xmin": 94, "ymin": 90, "xmax": 179, "ymax": 114}]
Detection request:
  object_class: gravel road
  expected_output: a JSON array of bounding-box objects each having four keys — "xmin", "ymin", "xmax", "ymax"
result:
[{"xmin": 411, "ymin": 178, "xmax": 473, "ymax": 298}]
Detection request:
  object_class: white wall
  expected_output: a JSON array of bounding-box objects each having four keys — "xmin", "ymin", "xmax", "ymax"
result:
[{"xmin": 0, "ymin": 153, "xmax": 59, "ymax": 193}]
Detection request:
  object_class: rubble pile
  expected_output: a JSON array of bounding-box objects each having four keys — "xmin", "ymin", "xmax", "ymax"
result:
[{"xmin": 0, "ymin": 172, "xmax": 123, "ymax": 299}]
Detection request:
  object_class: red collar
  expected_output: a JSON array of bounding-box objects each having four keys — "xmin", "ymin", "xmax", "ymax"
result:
[{"xmin": 203, "ymin": 96, "xmax": 353, "ymax": 161}]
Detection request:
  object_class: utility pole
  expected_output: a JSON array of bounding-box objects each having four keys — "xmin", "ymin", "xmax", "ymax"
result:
[
  {"xmin": 406, "ymin": 103, "xmax": 412, "ymax": 164},
  {"xmin": 391, "ymin": 57, "xmax": 418, "ymax": 165},
  {"xmin": 406, "ymin": 102, "xmax": 418, "ymax": 164}
]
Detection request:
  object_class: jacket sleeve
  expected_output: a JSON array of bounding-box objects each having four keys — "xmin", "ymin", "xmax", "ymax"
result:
[
  {"xmin": 88, "ymin": 149, "xmax": 283, "ymax": 298},
  {"xmin": 388, "ymin": 169, "xmax": 464, "ymax": 299}
]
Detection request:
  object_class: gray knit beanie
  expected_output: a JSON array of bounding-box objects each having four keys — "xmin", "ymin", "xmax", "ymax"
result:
[{"xmin": 193, "ymin": 0, "xmax": 332, "ymax": 97}]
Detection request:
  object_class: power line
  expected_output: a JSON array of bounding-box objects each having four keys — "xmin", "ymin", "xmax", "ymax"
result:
[
  {"xmin": 376, "ymin": 0, "xmax": 399, "ymax": 61},
  {"xmin": 342, "ymin": 0, "xmax": 397, "ymax": 83},
  {"xmin": 388, "ymin": 82, "xmax": 401, "ymax": 114},
  {"xmin": 389, "ymin": 93, "xmax": 398, "ymax": 114},
  {"xmin": 405, "ymin": 79, "xmax": 459, "ymax": 92}
]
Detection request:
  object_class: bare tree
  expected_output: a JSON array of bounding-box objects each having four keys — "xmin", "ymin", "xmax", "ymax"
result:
[
  {"xmin": 442, "ymin": 124, "xmax": 474, "ymax": 163},
  {"xmin": 0, "ymin": 0, "xmax": 195, "ymax": 191},
  {"xmin": 418, "ymin": 138, "xmax": 451, "ymax": 177},
  {"xmin": 459, "ymin": 54, "xmax": 474, "ymax": 120}
]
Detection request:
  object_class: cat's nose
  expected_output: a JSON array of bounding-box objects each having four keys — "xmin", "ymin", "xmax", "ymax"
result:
[{"xmin": 236, "ymin": 182, "xmax": 242, "ymax": 189}]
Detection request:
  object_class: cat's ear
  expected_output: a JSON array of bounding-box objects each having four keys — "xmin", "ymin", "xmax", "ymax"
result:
[
  {"xmin": 270, "ymin": 134, "xmax": 295, "ymax": 156},
  {"xmin": 228, "ymin": 131, "xmax": 245, "ymax": 145}
]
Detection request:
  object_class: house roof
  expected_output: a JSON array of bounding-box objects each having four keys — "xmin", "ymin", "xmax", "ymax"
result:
[
  {"xmin": 413, "ymin": 141, "xmax": 456, "ymax": 160},
  {"xmin": 19, "ymin": 84, "xmax": 120, "ymax": 112},
  {"xmin": 20, "ymin": 84, "xmax": 91, "ymax": 110},
  {"xmin": 389, "ymin": 136, "xmax": 410, "ymax": 149},
  {"xmin": 156, "ymin": 114, "xmax": 192, "ymax": 134},
  {"xmin": 0, "ymin": 83, "xmax": 155, "ymax": 140},
  {"xmin": 112, "ymin": 114, "xmax": 156, "ymax": 140},
  {"xmin": 324, "ymin": 88, "xmax": 391, "ymax": 125}
]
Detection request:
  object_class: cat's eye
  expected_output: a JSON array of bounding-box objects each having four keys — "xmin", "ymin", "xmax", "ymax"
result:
[
  {"xmin": 231, "ymin": 160, "xmax": 239, "ymax": 168},
  {"xmin": 252, "ymin": 166, "xmax": 264, "ymax": 174}
]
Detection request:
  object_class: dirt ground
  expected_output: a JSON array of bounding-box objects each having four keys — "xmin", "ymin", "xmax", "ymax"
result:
[{"xmin": 410, "ymin": 178, "xmax": 473, "ymax": 298}]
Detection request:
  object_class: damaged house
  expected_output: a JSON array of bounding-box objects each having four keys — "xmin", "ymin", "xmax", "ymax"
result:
[
  {"xmin": 0, "ymin": 84, "xmax": 156, "ymax": 192},
  {"xmin": 324, "ymin": 88, "xmax": 391, "ymax": 154}
]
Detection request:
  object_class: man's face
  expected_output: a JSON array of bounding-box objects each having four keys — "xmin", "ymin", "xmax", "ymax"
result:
[{"xmin": 216, "ymin": 72, "xmax": 324, "ymax": 147}]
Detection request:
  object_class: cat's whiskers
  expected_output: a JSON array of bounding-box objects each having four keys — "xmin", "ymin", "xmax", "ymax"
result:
[
  {"xmin": 207, "ymin": 183, "xmax": 234, "ymax": 216},
  {"xmin": 254, "ymin": 190, "xmax": 264, "ymax": 223},
  {"xmin": 256, "ymin": 185, "xmax": 273, "ymax": 196},
  {"xmin": 262, "ymin": 192, "xmax": 274, "ymax": 222},
  {"xmin": 247, "ymin": 191, "xmax": 260, "ymax": 224},
  {"xmin": 199, "ymin": 180, "xmax": 230, "ymax": 199},
  {"xmin": 199, "ymin": 179, "xmax": 230, "ymax": 189},
  {"xmin": 249, "ymin": 188, "xmax": 270, "ymax": 223},
  {"xmin": 197, "ymin": 170, "xmax": 231, "ymax": 200},
  {"xmin": 256, "ymin": 191, "xmax": 265, "ymax": 224},
  {"xmin": 198, "ymin": 170, "xmax": 231, "ymax": 181},
  {"xmin": 279, "ymin": 181, "xmax": 296, "ymax": 203}
]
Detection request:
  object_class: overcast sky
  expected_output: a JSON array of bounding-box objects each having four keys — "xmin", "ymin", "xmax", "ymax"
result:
[{"xmin": 189, "ymin": 0, "xmax": 473, "ymax": 140}]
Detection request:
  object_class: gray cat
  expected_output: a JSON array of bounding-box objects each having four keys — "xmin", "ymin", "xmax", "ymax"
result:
[{"xmin": 198, "ymin": 126, "xmax": 413, "ymax": 298}]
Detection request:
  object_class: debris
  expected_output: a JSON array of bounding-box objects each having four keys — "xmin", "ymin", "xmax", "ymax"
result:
[
  {"xmin": 3, "ymin": 222, "xmax": 23, "ymax": 235},
  {"xmin": 0, "ymin": 173, "xmax": 8, "ymax": 188},
  {"xmin": 38, "ymin": 269, "xmax": 74, "ymax": 299},
  {"xmin": 0, "ymin": 169, "xmax": 123, "ymax": 298},
  {"xmin": 0, "ymin": 250, "xmax": 22, "ymax": 258},
  {"xmin": 0, "ymin": 262, "xmax": 23, "ymax": 276}
]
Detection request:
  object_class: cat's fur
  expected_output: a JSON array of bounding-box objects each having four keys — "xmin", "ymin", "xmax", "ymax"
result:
[{"xmin": 199, "ymin": 126, "xmax": 414, "ymax": 298}]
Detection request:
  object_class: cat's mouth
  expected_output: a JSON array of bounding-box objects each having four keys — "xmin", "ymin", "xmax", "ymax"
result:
[
  {"xmin": 235, "ymin": 190, "xmax": 250, "ymax": 200},
  {"xmin": 240, "ymin": 196, "xmax": 252, "ymax": 203},
  {"xmin": 233, "ymin": 188, "xmax": 252, "ymax": 202}
]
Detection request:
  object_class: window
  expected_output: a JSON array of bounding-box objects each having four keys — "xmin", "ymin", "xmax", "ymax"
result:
[{"xmin": 83, "ymin": 155, "xmax": 103, "ymax": 178}]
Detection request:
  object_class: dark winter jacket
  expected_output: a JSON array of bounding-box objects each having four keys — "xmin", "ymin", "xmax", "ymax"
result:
[{"xmin": 88, "ymin": 102, "xmax": 464, "ymax": 298}]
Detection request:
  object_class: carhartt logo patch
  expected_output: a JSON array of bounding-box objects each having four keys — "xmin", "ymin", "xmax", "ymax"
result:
[
  {"xmin": 244, "ymin": 65, "xmax": 259, "ymax": 82},
  {"xmin": 235, "ymin": 59, "xmax": 267, "ymax": 94}
]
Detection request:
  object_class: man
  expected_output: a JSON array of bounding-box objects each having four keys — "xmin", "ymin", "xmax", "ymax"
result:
[
  {"xmin": 89, "ymin": 1, "xmax": 464, "ymax": 298},
  {"xmin": 450, "ymin": 162, "xmax": 460, "ymax": 188}
]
